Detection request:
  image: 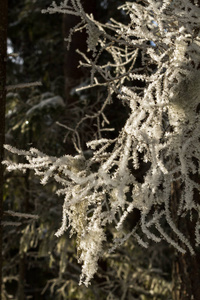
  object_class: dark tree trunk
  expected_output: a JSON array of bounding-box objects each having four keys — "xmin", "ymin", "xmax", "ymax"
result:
[
  {"xmin": 62, "ymin": 0, "xmax": 96, "ymax": 104},
  {"xmin": 171, "ymin": 179, "xmax": 200, "ymax": 300},
  {"xmin": 172, "ymin": 252, "xmax": 200, "ymax": 300},
  {"xmin": 0, "ymin": 0, "xmax": 8, "ymax": 299}
]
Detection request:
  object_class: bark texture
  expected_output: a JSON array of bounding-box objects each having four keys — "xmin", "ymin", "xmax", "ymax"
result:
[
  {"xmin": 171, "ymin": 179, "xmax": 200, "ymax": 300},
  {"xmin": 0, "ymin": 0, "xmax": 8, "ymax": 299}
]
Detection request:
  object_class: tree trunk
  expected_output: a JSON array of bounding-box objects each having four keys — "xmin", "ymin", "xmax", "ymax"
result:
[
  {"xmin": 0, "ymin": 1, "xmax": 8, "ymax": 299},
  {"xmin": 62, "ymin": 0, "xmax": 96, "ymax": 104},
  {"xmin": 172, "ymin": 252, "xmax": 200, "ymax": 300},
  {"xmin": 171, "ymin": 179, "xmax": 200, "ymax": 300}
]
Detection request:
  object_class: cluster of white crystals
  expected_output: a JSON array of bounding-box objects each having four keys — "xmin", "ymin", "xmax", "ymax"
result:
[{"xmin": 3, "ymin": 0, "xmax": 200, "ymax": 285}]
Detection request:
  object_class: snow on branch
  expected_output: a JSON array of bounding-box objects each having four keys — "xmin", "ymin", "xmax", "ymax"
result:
[
  {"xmin": 4, "ymin": 210, "xmax": 39, "ymax": 219},
  {"xmin": 6, "ymin": 81, "xmax": 42, "ymax": 91}
]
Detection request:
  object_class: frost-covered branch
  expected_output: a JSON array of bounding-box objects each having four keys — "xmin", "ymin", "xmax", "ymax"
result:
[{"xmin": 4, "ymin": 0, "xmax": 200, "ymax": 285}]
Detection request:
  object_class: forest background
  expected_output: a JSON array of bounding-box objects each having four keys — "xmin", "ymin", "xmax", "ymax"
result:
[{"xmin": 2, "ymin": 0, "xmax": 184, "ymax": 299}]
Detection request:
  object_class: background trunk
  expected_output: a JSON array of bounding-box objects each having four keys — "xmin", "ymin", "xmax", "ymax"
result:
[
  {"xmin": 62, "ymin": 0, "xmax": 96, "ymax": 104},
  {"xmin": 0, "ymin": 0, "xmax": 8, "ymax": 299}
]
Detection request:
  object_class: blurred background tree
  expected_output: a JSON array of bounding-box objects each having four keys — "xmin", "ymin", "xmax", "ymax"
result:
[{"xmin": 3, "ymin": 0, "xmax": 172, "ymax": 299}]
